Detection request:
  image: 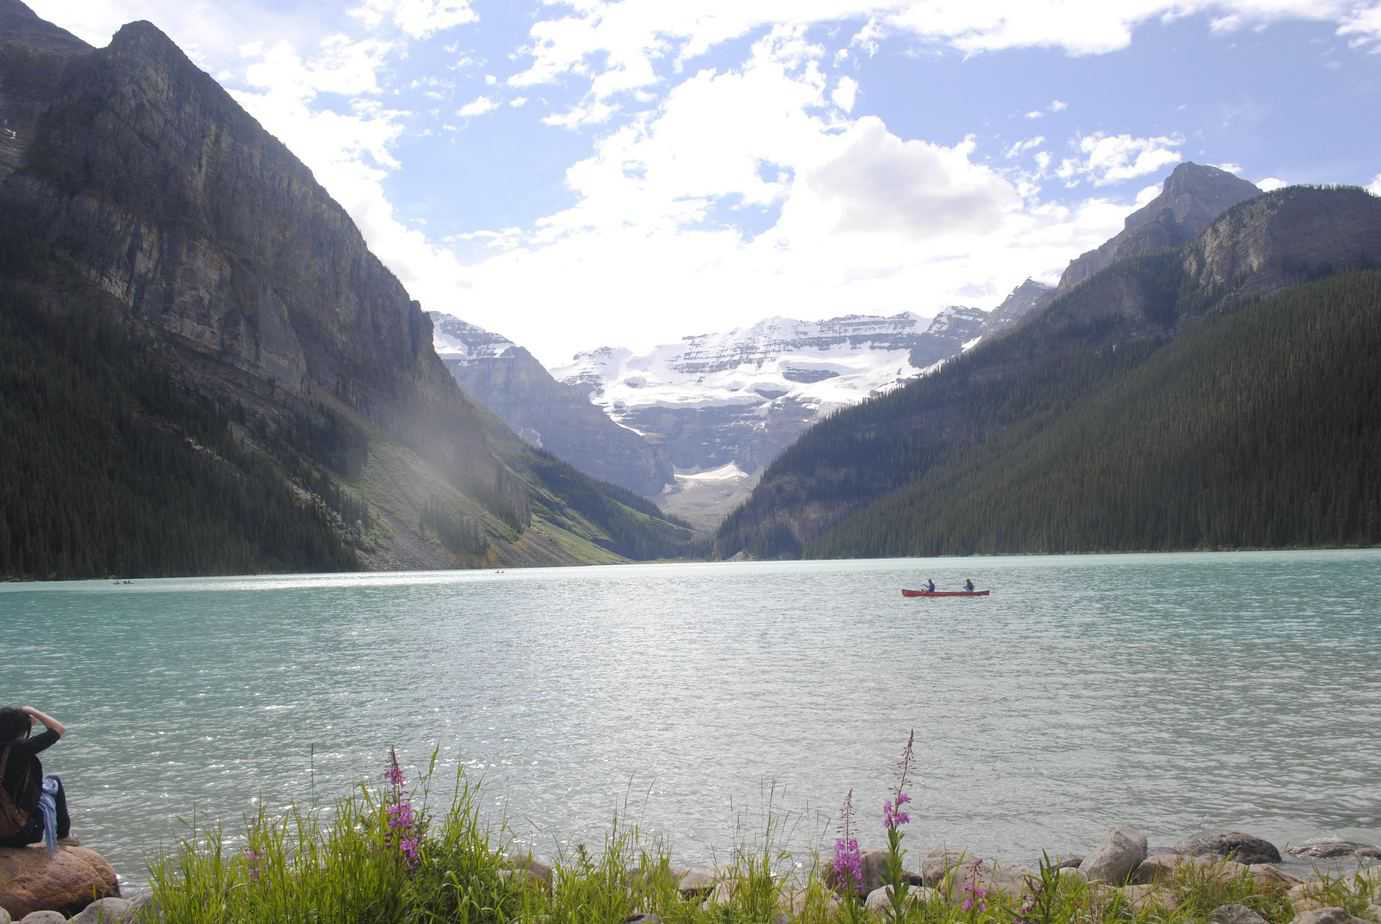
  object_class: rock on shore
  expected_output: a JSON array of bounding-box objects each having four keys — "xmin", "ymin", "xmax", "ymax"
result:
[
  {"xmin": 1174, "ymin": 831, "xmax": 1282, "ymax": 865},
  {"xmin": 0, "ymin": 846, "xmax": 119, "ymax": 920}
]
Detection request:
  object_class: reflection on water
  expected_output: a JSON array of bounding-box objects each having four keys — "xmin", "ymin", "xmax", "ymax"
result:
[{"xmin": 3, "ymin": 551, "xmax": 1380, "ymax": 887}]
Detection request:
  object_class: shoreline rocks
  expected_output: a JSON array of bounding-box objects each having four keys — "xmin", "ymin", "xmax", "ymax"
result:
[
  {"xmin": 1080, "ymin": 827, "xmax": 1148, "ymax": 884},
  {"xmin": 0, "ymin": 846, "xmax": 119, "ymax": 920},
  {"xmin": 1175, "ymin": 831, "xmax": 1283, "ymax": 865}
]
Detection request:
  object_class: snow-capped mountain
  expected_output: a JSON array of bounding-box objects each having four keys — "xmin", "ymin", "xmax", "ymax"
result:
[
  {"xmin": 429, "ymin": 312, "xmax": 675, "ymax": 497},
  {"xmin": 552, "ymin": 309, "xmax": 986, "ymax": 484}
]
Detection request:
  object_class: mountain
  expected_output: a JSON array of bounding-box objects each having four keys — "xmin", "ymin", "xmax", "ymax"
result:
[
  {"xmin": 429, "ymin": 311, "xmax": 675, "ymax": 497},
  {"xmin": 550, "ymin": 309, "xmax": 986, "ymax": 525},
  {"xmin": 1057, "ymin": 163, "xmax": 1260, "ymax": 293},
  {"xmin": 715, "ymin": 184, "xmax": 1381, "ymax": 559},
  {"xmin": 981, "ymin": 278, "xmax": 1056, "ymax": 334},
  {"xmin": 0, "ymin": 3, "xmax": 692, "ymax": 578}
]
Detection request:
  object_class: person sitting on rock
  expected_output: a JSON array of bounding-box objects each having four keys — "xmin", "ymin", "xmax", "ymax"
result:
[{"xmin": 0, "ymin": 705, "xmax": 71, "ymax": 853}]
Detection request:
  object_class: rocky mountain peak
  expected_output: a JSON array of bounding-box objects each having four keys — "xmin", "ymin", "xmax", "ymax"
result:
[
  {"xmin": 1126, "ymin": 162, "xmax": 1260, "ymax": 234},
  {"xmin": 982, "ymin": 278, "xmax": 1056, "ymax": 334},
  {"xmin": 1058, "ymin": 162, "xmax": 1261, "ymax": 293}
]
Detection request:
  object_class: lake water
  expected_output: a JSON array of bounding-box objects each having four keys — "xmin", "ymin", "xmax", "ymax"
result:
[{"xmin": 3, "ymin": 551, "xmax": 1380, "ymax": 888}]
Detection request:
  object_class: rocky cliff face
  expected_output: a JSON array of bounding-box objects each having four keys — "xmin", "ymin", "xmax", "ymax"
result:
[
  {"xmin": 981, "ymin": 278, "xmax": 1056, "ymax": 334},
  {"xmin": 1057, "ymin": 163, "xmax": 1261, "ymax": 293},
  {"xmin": 0, "ymin": 2, "xmax": 692, "ymax": 573},
  {"xmin": 431, "ymin": 312, "xmax": 675, "ymax": 497}
]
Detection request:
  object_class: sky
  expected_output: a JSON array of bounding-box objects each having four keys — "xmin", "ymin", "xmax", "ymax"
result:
[{"xmin": 30, "ymin": 0, "xmax": 1381, "ymax": 366}]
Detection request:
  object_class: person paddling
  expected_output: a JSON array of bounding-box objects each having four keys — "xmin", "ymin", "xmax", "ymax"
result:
[
  {"xmin": 964, "ymin": 578, "xmax": 975, "ymax": 592},
  {"xmin": 0, "ymin": 705, "xmax": 71, "ymax": 854},
  {"xmin": 926, "ymin": 578, "xmax": 936, "ymax": 592}
]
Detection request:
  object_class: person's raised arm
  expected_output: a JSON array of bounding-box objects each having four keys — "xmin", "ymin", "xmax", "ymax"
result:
[{"xmin": 21, "ymin": 706, "xmax": 64, "ymax": 738}]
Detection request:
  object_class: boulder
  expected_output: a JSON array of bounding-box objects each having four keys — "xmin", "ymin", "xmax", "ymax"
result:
[
  {"xmin": 921, "ymin": 849, "xmax": 978, "ymax": 889},
  {"xmin": 673, "ymin": 867, "xmax": 717, "ymax": 898},
  {"xmin": 1080, "ymin": 828, "xmax": 1148, "ymax": 884},
  {"xmin": 1289, "ymin": 884, "xmax": 1327, "ymax": 914},
  {"xmin": 68, "ymin": 898, "xmax": 134, "ymax": 923},
  {"xmin": 1209, "ymin": 903, "xmax": 1269, "ymax": 924},
  {"xmin": 504, "ymin": 852, "xmax": 553, "ymax": 891},
  {"xmin": 1119, "ymin": 884, "xmax": 1176, "ymax": 913},
  {"xmin": 777, "ymin": 886, "xmax": 838, "ymax": 920},
  {"xmin": 1287, "ymin": 840, "xmax": 1381, "ymax": 861},
  {"xmin": 1057, "ymin": 867, "xmax": 1088, "ymax": 885},
  {"xmin": 858, "ymin": 849, "xmax": 923, "ymax": 896},
  {"xmin": 622, "ymin": 916, "xmax": 661, "ymax": 924},
  {"xmin": 1053, "ymin": 855, "xmax": 1084, "ymax": 870},
  {"xmin": 1292, "ymin": 909, "xmax": 1369, "ymax": 924},
  {"xmin": 0, "ymin": 846, "xmax": 120, "ymax": 919},
  {"xmin": 1132, "ymin": 853, "xmax": 1186, "ymax": 885},
  {"xmin": 1249, "ymin": 865, "xmax": 1302, "ymax": 891},
  {"xmin": 863, "ymin": 884, "xmax": 934, "ymax": 915},
  {"xmin": 18, "ymin": 914, "xmax": 67, "ymax": 924},
  {"xmin": 986, "ymin": 864, "xmax": 1036, "ymax": 897},
  {"xmin": 1174, "ymin": 832, "xmax": 1282, "ymax": 865},
  {"xmin": 0, "ymin": 907, "xmax": 7, "ymax": 924}
]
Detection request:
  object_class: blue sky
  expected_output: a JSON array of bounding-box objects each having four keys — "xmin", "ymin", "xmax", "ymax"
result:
[{"xmin": 33, "ymin": 0, "xmax": 1381, "ymax": 365}]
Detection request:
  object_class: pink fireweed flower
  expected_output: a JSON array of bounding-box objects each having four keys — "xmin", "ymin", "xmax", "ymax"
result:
[
  {"xmin": 400, "ymin": 836, "xmax": 420, "ymax": 866},
  {"xmin": 387, "ymin": 801, "xmax": 415, "ymax": 830},
  {"xmin": 385, "ymin": 749, "xmax": 406, "ymax": 788},
  {"xmin": 883, "ymin": 793, "xmax": 911, "ymax": 830},
  {"xmin": 832, "ymin": 836, "xmax": 863, "ymax": 892}
]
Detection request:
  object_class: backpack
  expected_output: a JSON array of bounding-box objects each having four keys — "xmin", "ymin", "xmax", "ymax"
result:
[{"xmin": 0, "ymin": 744, "xmax": 34, "ymax": 838}]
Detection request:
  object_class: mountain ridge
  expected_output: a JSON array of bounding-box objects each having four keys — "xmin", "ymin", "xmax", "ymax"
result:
[
  {"xmin": 714, "ymin": 183, "xmax": 1381, "ymax": 559},
  {"xmin": 0, "ymin": 2, "xmax": 694, "ymax": 577}
]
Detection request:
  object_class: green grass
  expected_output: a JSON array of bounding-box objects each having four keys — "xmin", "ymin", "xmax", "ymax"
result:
[{"xmin": 138, "ymin": 765, "xmax": 1381, "ymax": 924}]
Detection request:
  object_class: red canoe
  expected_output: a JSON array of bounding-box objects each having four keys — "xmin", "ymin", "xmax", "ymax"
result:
[{"xmin": 901, "ymin": 589, "xmax": 991, "ymax": 598}]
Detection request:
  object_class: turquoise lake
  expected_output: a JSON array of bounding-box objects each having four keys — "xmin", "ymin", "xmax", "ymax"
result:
[{"xmin": 3, "ymin": 551, "xmax": 1380, "ymax": 887}]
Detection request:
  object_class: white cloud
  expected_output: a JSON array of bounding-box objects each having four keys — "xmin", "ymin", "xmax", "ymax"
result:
[
  {"xmin": 484, "ymin": 74, "xmax": 498, "ymax": 85},
  {"xmin": 832, "ymin": 76, "xmax": 860, "ymax": 112},
  {"xmin": 505, "ymin": 1, "xmax": 1356, "ymax": 109},
  {"xmin": 1134, "ymin": 183, "xmax": 1162, "ymax": 207},
  {"xmin": 1025, "ymin": 110, "xmax": 1045, "ymax": 120},
  {"xmin": 1257, "ymin": 176, "xmax": 1289, "ymax": 191},
  {"xmin": 447, "ymin": 26, "xmax": 1142, "ymax": 364},
  {"xmin": 542, "ymin": 99, "xmax": 618, "ymax": 129},
  {"xmin": 1367, "ymin": 174, "xmax": 1381, "ymax": 195},
  {"xmin": 243, "ymin": 35, "xmax": 395, "ymax": 100},
  {"xmin": 457, "ymin": 95, "xmax": 499, "ymax": 117},
  {"xmin": 510, "ymin": 96, "xmax": 530, "ymax": 108},
  {"xmin": 1004, "ymin": 136, "xmax": 1046, "ymax": 159},
  {"xmin": 1215, "ymin": 161, "xmax": 1244, "ymax": 174},
  {"xmin": 1057, "ymin": 132, "xmax": 1184, "ymax": 186},
  {"xmin": 1049, "ymin": 99, "xmax": 1069, "ymax": 112},
  {"xmin": 1339, "ymin": 3, "xmax": 1381, "ymax": 50},
  {"xmin": 850, "ymin": 16, "xmax": 886, "ymax": 55},
  {"xmin": 348, "ymin": 0, "xmax": 478, "ymax": 39}
]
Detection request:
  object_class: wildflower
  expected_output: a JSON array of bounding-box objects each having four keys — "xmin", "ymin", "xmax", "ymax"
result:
[
  {"xmin": 961, "ymin": 860, "xmax": 988, "ymax": 914},
  {"xmin": 882, "ymin": 792, "xmax": 911, "ymax": 831},
  {"xmin": 387, "ymin": 800, "xmax": 415, "ymax": 830},
  {"xmin": 832, "ymin": 836, "xmax": 863, "ymax": 892},
  {"xmin": 243, "ymin": 848, "xmax": 260, "ymax": 883},
  {"xmin": 385, "ymin": 748, "xmax": 406, "ymax": 788},
  {"xmin": 400, "ymin": 836, "xmax": 420, "ymax": 867}
]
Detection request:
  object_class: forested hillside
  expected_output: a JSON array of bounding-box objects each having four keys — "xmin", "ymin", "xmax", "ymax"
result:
[
  {"xmin": 0, "ymin": 268, "xmax": 360, "ymax": 578},
  {"xmin": 811, "ymin": 271, "xmax": 1381, "ymax": 556},
  {"xmin": 715, "ymin": 186, "xmax": 1381, "ymax": 559}
]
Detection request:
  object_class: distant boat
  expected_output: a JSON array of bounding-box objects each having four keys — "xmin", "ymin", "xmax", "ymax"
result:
[{"xmin": 901, "ymin": 589, "xmax": 990, "ymax": 598}]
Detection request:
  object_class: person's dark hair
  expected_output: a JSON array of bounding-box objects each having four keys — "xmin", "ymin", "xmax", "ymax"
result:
[{"xmin": 0, "ymin": 707, "xmax": 32, "ymax": 745}]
